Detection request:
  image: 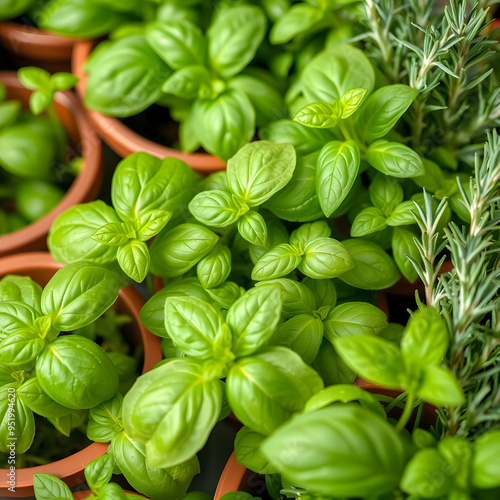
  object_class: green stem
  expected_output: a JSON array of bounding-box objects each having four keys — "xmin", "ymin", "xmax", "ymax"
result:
[
  {"xmin": 395, "ymin": 392, "xmax": 416, "ymax": 433},
  {"xmin": 339, "ymin": 121, "xmax": 353, "ymax": 142}
]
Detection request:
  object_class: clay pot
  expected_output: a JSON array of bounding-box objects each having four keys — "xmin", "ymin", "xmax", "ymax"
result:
[
  {"xmin": 0, "ymin": 252, "xmax": 162, "ymax": 497},
  {"xmin": 71, "ymin": 40, "xmax": 225, "ymax": 174},
  {"xmin": 0, "ymin": 72, "xmax": 102, "ymax": 258},
  {"xmin": 0, "ymin": 21, "xmax": 77, "ymax": 73}
]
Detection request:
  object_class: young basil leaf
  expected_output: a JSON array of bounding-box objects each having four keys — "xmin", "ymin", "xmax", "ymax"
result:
[
  {"xmin": 313, "ymin": 338, "xmax": 355, "ymax": 385},
  {"xmin": 87, "ymin": 393, "xmax": 124, "ymax": 443},
  {"xmin": 269, "ymin": 3, "xmax": 322, "ymax": 44},
  {"xmin": 299, "ymin": 238, "xmax": 355, "ymax": 279},
  {"xmin": 270, "ymin": 314, "xmax": 323, "ymax": 364},
  {"xmin": 333, "ymin": 335, "xmax": 405, "ymax": 388},
  {"xmin": 17, "ymin": 377, "xmax": 72, "ymax": 418},
  {"xmin": 339, "ymin": 88, "xmax": 368, "ymax": 119},
  {"xmin": 98, "ymin": 482, "xmax": 127, "ymax": 500},
  {"xmin": 135, "ymin": 209, "xmax": 172, "ymax": 241},
  {"xmin": 0, "ymin": 385, "xmax": 35, "ymax": 454},
  {"xmin": 249, "ymin": 218, "xmax": 289, "ymax": 265},
  {"xmin": 162, "ymin": 65, "xmax": 211, "ymax": 99},
  {"xmin": 189, "ymin": 190, "xmax": 241, "ymax": 227},
  {"xmin": 261, "ymin": 405, "xmax": 406, "ymax": 498},
  {"xmin": 91, "ymin": 222, "xmax": 135, "ymax": 247},
  {"xmin": 294, "ymin": 102, "xmax": 339, "ymax": 129},
  {"xmin": 369, "ymin": 174, "xmax": 404, "ymax": 215},
  {"xmin": 251, "ymin": 244, "xmax": 302, "ymax": 281},
  {"xmin": 356, "ymin": 84, "xmax": 418, "ymax": 142},
  {"xmin": 42, "ymin": 262, "xmax": 120, "ymax": 330},
  {"xmin": 112, "ymin": 431, "xmax": 200, "ymax": 500},
  {"xmin": 289, "ymin": 221, "xmax": 331, "ymax": 248},
  {"xmin": 85, "ymin": 454, "xmax": 114, "ymax": 492},
  {"xmin": 0, "ymin": 301, "xmax": 39, "ymax": 338},
  {"xmin": 227, "ymin": 285, "xmax": 282, "ymax": 357},
  {"xmin": 192, "ymin": 89, "xmax": 255, "ymax": 160},
  {"xmin": 33, "ymin": 473, "xmax": 73, "ymax": 500},
  {"xmin": 164, "ymin": 296, "xmax": 229, "ymax": 360},
  {"xmin": 208, "ymin": 5, "xmax": 266, "ymax": 79},
  {"xmin": 116, "ymin": 240, "xmax": 150, "ymax": 283},
  {"xmin": 386, "ymin": 200, "xmax": 420, "ymax": 226},
  {"xmin": 316, "ymin": 140, "xmax": 360, "ymax": 217},
  {"xmin": 234, "ymin": 426, "xmax": 277, "ymax": 475},
  {"xmin": 36, "ymin": 335, "xmax": 119, "ymax": 410},
  {"xmin": 324, "ymin": 302, "xmax": 388, "ymax": 342},
  {"xmin": 237, "ymin": 211, "xmax": 268, "ymax": 247},
  {"xmin": 392, "ymin": 227, "xmax": 419, "ymax": 282},
  {"xmin": 0, "ymin": 330, "xmax": 46, "ymax": 366},
  {"xmin": 226, "ymin": 346, "xmax": 323, "ymax": 435},
  {"xmin": 85, "ymin": 36, "xmax": 171, "ymax": 117},
  {"xmin": 472, "ymin": 431, "xmax": 500, "ymax": 489},
  {"xmin": 146, "ymin": 21, "xmax": 206, "ymax": 69},
  {"xmin": 227, "ymin": 141, "xmax": 296, "ymax": 206},
  {"xmin": 18, "ymin": 66, "xmax": 51, "ymax": 91},
  {"xmin": 205, "ymin": 282, "xmax": 243, "ymax": 309},
  {"xmin": 351, "ymin": 207, "xmax": 388, "ymax": 237},
  {"xmin": 302, "ymin": 278, "xmax": 337, "ymax": 309},
  {"xmin": 0, "ymin": 276, "xmax": 42, "ymax": 313},
  {"xmin": 337, "ymin": 239, "xmax": 400, "ymax": 289},
  {"xmin": 48, "ymin": 409, "xmax": 87, "ymax": 437},
  {"xmin": 197, "ymin": 245, "xmax": 232, "ymax": 289},
  {"xmin": 122, "ymin": 358, "xmax": 222, "ymax": 468},
  {"xmin": 150, "ymin": 223, "xmax": 218, "ymax": 278},
  {"xmin": 50, "ymin": 72, "xmax": 80, "ymax": 92},
  {"xmin": 417, "ymin": 365, "xmax": 465, "ymax": 407},
  {"xmin": 366, "ymin": 140, "xmax": 425, "ymax": 178}
]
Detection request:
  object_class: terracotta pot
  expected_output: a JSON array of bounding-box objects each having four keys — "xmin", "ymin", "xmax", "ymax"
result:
[
  {"xmin": 0, "ymin": 72, "xmax": 102, "ymax": 258},
  {"xmin": 0, "ymin": 252, "xmax": 162, "ymax": 497},
  {"xmin": 0, "ymin": 21, "xmax": 77, "ymax": 73},
  {"xmin": 71, "ymin": 40, "xmax": 226, "ymax": 174},
  {"xmin": 73, "ymin": 490, "xmax": 146, "ymax": 499}
]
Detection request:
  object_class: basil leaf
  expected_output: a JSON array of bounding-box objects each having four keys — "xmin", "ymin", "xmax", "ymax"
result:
[
  {"xmin": 317, "ymin": 140, "xmax": 360, "ymax": 217},
  {"xmin": 122, "ymin": 359, "xmax": 222, "ymax": 468},
  {"xmin": 0, "ymin": 385, "xmax": 35, "ymax": 454},
  {"xmin": 85, "ymin": 36, "xmax": 171, "ymax": 117},
  {"xmin": 189, "ymin": 190, "xmax": 241, "ymax": 227},
  {"xmin": 339, "ymin": 88, "xmax": 368, "ymax": 119},
  {"xmin": 36, "ymin": 335, "xmax": 119, "ymax": 410},
  {"xmin": 0, "ymin": 0, "xmax": 36, "ymax": 18},
  {"xmin": 234, "ymin": 427, "xmax": 276, "ymax": 475},
  {"xmin": 48, "ymin": 201, "xmax": 122, "ymax": 264},
  {"xmin": 261, "ymin": 405, "xmax": 406, "ymax": 498},
  {"xmin": 226, "ymin": 346, "xmax": 323, "ymax": 435},
  {"xmin": 192, "ymin": 89, "xmax": 255, "ymax": 161},
  {"xmin": 33, "ymin": 473, "xmax": 73, "ymax": 500},
  {"xmin": 205, "ymin": 282, "xmax": 243, "ymax": 309},
  {"xmin": 337, "ymin": 239, "xmax": 400, "ymax": 289},
  {"xmin": 417, "ymin": 365, "xmax": 465, "ymax": 407},
  {"xmin": 98, "ymin": 483, "xmax": 127, "ymax": 500},
  {"xmin": 227, "ymin": 285, "xmax": 282, "ymax": 357},
  {"xmin": 294, "ymin": 102, "xmax": 339, "ymax": 129},
  {"xmin": 333, "ymin": 335, "xmax": 405, "ymax": 388},
  {"xmin": 146, "ymin": 21, "xmax": 206, "ymax": 69},
  {"xmin": 136, "ymin": 209, "xmax": 173, "ymax": 241},
  {"xmin": 150, "ymin": 223, "xmax": 218, "ymax": 278},
  {"xmin": 162, "ymin": 66, "xmax": 211, "ymax": 99},
  {"xmin": 238, "ymin": 211, "xmax": 268, "ymax": 247},
  {"xmin": 270, "ymin": 314, "xmax": 323, "ymax": 363},
  {"xmin": 0, "ymin": 330, "xmax": 46, "ymax": 366},
  {"xmin": 269, "ymin": 3, "xmax": 323, "ymax": 44},
  {"xmin": 0, "ymin": 301, "xmax": 39, "ymax": 338},
  {"xmin": 208, "ymin": 5, "xmax": 266, "ymax": 78},
  {"xmin": 87, "ymin": 394, "xmax": 123, "ymax": 443},
  {"xmin": 300, "ymin": 238, "xmax": 355, "ymax": 279},
  {"xmin": 368, "ymin": 174, "xmax": 404, "ymax": 216},
  {"xmin": 251, "ymin": 244, "xmax": 302, "ymax": 281},
  {"xmin": 17, "ymin": 377, "xmax": 72, "ymax": 418},
  {"xmin": 227, "ymin": 141, "xmax": 296, "ymax": 206},
  {"xmin": 313, "ymin": 338, "xmax": 355, "ymax": 385},
  {"xmin": 472, "ymin": 431, "xmax": 500, "ymax": 489},
  {"xmin": 112, "ymin": 431, "xmax": 199, "ymax": 500},
  {"xmin": 117, "ymin": 240, "xmax": 150, "ymax": 283},
  {"xmin": 302, "ymin": 277, "xmax": 337, "ymax": 309},
  {"xmin": 85, "ymin": 454, "xmax": 114, "ymax": 492},
  {"xmin": 112, "ymin": 153, "xmax": 196, "ymax": 223},
  {"xmin": 351, "ymin": 207, "xmax": 388, "ymax": 237},
  {"xmin": 249, "ymin": 218, "xmax": 289, "ymax": 265},
  {"xmin": 356, "ymin": 84, "xmax": 418, "ymax": 142},
  {"xmin": 92, "ymin": 222, "xmax": 135, "ymax": 247},
  {"xmin": 164, "ymin": 296, "xmax": 229, "ymax": 359},
  {"xmin": 0, "ymin": 275, "xmax": 42, "ymax": 313},
  {"xmin": 197, "ymin": 245, "xmax": 232, "ymax": 289},
  {"xmin": 392, "ymin": 227, "xmax": 419, "ymax": 282},
  {"xmin": 324, "ymin": 302, "xmax": 388, "ymax": 342},
  {"xmin": 48, "ymin": 410, "xmax": 87, "ymax": 437},
  {"xmin": 42, "ymin": 262, "xmax": 120, "ymax": 330},
  {"xmin": 366, "ymin": 140, "xmax": 424, "ymax": 178},
  {"xmin": 386, "ymin": 200, "xmax": 420, "ymax": 226},
  {"xmin": 289, "ymin": 221, "xmax": 331, "ymax": 247}
]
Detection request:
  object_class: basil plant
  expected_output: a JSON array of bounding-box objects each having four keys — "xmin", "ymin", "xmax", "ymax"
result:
[{"xmin": 0, "ymin": 265, "xmax": 122, "ymax": 456}]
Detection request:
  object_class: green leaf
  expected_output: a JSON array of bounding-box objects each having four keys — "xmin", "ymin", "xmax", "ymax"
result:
[
  {"xmin": 50, "ymin": 72, "xmax": 79, "ymax": 91},
  {"xmin": 249, "ymin": 219, "xmax": 289, "ymax": 265},
  {"xmin": 91, "ymin": 221, "xmax": 135, "ymax": 247},
  {"xmin": 339, "ymin": 88, "xmax": 367, "ymax": 119},
  {"xmin": 386, "ymin": 200, "xmax": 420, "ymax": 226},
  {"xmin": 162, "ymin": 65, "xmax": 211, "ymax": 99},
  {"xmin": 36, "ymin": 336, "xmax": 118, "ymax": 410},
  {"xmin": 0, "ymin": 301, "xmax": 39, "ymax": 338},
  {"xmin": 189, "ymin": 190, "xmax": 241, "ymax": 227},
  {"xmin": 85, "ymin": 454, "xmax": 114, "ymax": 492},
  {"xmin": 208, "ymin": 5, "xmax": 266, "ymax": 78},
  {"xmin": 98, "ymin": 482, "xmax": 127, "ymax": 500},
  {"xmin": 302, "ymin": 277, "xmax": 337, "ymax": 309},
  {"xmin": 122, "ymin": 359, "xmax": 222, "ymax": 468},
  {"xmin": 17, "ymin": 377, "xmax": 73, "ymax": 418},
  {"xmin": 135, "ymin": 209, "xmax": 172, "ymax": 241},
  {"xmin": 251, "ymin": 244, "xmax": 302, "ymax": 281},
  {"xmin": 0, "ymin": 0, "xmax": 37, "ymax": 19},
  {"xmin": 472, "ymin": 431, "xmax": 500, "ymax": 489},
  {"xmin": 33, "ymin": 474, "xmax": 73, "ymax": 500},
  {"xmin": 150, "ymin": 223, "xmax": 219, "ymax": 278},
  {"xmin": 0, "ymin": 100, "xmax": 21, "ymax": 129},
  {"xmin": 18, "ymin": 67, "xmax": 51, "ymax": 91},
  {"xmin": 192, "ymin": 89, "xmax": 255, "ymax": 161},
  {"xmin": 29, "ymin": 89, "xmax": 52, "ymax": 115},
  {"xmin": 338, "ymin": 239, "xmax": 401, "ymax": 290},
  {"xmin": 0, "ymin": 330, "xmax": 46, "ymax": 366},
  {"xmin": 117, "ymin": 240, "xmax": 150, "ymax": 283},
  {"xmin": 41, "ymin": 262, "xmax": 121, "ymax": 331},
  {"xmin": 369, "ymin": 174, "xmax": 404, "ymax": 215},
  {"xmin": 351, "ymin": 207, "xmax": 388, "ymax": 237},
  {"xmin": 334, "ymin": 335, "xmax": 405, "ymax": 388},
  {"xmin": 313, "ymin": 338, "xmax": 355, "ymax": 385},
  {"xmin": 48, "ymin": 410, "xmax": 87, "ymax": 437},
  {"xmin": 299, "ymin": 238, "xmax": 355, "ymax": 279},
  {"xmin": 146, "ymin": 21, "xmax": 206, "ymax": 69},
  {"xmin": 417, "ymin": 365, "xmax": 465, "ymax": 407},
  {"xmin": 261, "ymin": 405, "xmax": 405, "ymax": 498},
  {"xmin": 392, "ymin": 227, "xmax": 420, "ymax": 283},
  {"xmin": 289, "ymin": 221, "xmax": 331, "ymax": 248},
  {"xmin": 197, "ymin": 245, "xmax": 232, "ymax": 289},
  {"xmin": 366, "ymin": 140, "xmax": 425, "ymax": 178},
  {"xmin": 238, "ymin": 211, "xmax": 267, "ymax": 247},
  {"xmin": 234, "ymin": 427, "xmax": 276, "ymax": 475},
  {"xmin": 269, "ymin": 3, "xmax": 323, "ymax": 44},
  {"xmin": 316, "ymin": 140, "xmax": 360, "ymax": 217},
  {"xmin": 87, "ymin": 394, "xmax": 124, "ymax": 443},
  {"xmin": 228, "ymin": 285, "xmax": 282, "ymax": 357},
  {"xmin": 294, "ymin": 102, "xmax": 339, "ymax": 129},
  {"xmin": 227, "ymin": 141, "xmax": 296, "ymax": 206},
  {"xmin": 356, "ymin": 85, "xmax": 419, "ymax": 142},
  {"xmin": 164, "ymin": 296, "xmax": 228, "ymax": 359}
]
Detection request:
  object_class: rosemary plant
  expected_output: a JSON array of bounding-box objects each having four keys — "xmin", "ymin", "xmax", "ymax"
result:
[{"xmin": 410, "ymin": 130, "xmax": 500, "ymax": 438}]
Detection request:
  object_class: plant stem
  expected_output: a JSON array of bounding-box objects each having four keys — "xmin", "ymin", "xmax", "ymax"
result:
[{"xmin": 395, "ymin": 392, "xmax": 416, "ymax": 433}]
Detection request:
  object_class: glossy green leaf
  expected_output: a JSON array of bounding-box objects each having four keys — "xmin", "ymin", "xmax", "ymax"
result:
[
  {"xmin": 91, "ymin": 222, "xmax": 135, "ymax": 247},
  {"xmin": 339, "ymin": 88, "xmax": 367, "ymax": 118},
  {"xmin": 386, "ymin": 200, "xmax": 420, "ymax": 226},
  {"xmin": 33, "ymin": 474, "xmax": 73, "ymax": 500},
  {"xmin": 251, "ymin": 244, "xmax": 302, "ymax": 281},
  {"xmin": 313, "ymin": 338, "xmax": 355, "ymax": 385},
  {"xmin": 135, "ymin": 209, "xmax": 172, "ymax": 241},
  {"xmin": 87, "ymin": 394, "xmax": 124, "ymax": 443},
  {"xmin": 417, "ymin": 365, "xmax": 465, "ymax": 407},
  {"xmin": 0, "ymin": 330, "xmax": 46, "ymax": 366},
  {"xmin": 237, "ymin": 211, "xmax": 267, "ymax": 247},
  {"xmin": 294, "ymin": 102, "xmax": 339, "ymax": 129},
  {"xmin": 18, "ymin": 377, "xmax": 73, "ymax": 418},
  {"xmin": 299, "ymin": 238, "xmax": 355, "ymax": 279},
  {"xmin": 234, "ymin": 426, "xmax": 276, "ymax": 475},
  {"xmin": 269, "ymin": 3, "xmax": 323, "ymax": 44},
  {"xmin": 85, "ymin": 454, "xmax": 114, "ymax": 492},
  {"xmin": 302, "ymin": 277, "xmax": 337, "ymax": 309},
  {"xmin": 366, "ymin": 140, "xmax": 425, "ymax": 178},
  {"xmin": 289, "ymin": 220, "xmax": 331, "ymax": 248},
  {"xmin": 472, "ymin": 431, "xmax": 500, "ymax": 489},
  {"xmin": 351, "ymin": 207, "xmax": 388, "ymax": 237},
  {"xmin": 0, "ymin": 301, "xmax": 39, "ymax": 339},
  {"xmin": 197, "ymin": 245, "xmax": 232, "ymax": 289},
  {"xmin": 162, "ymin": 65, "xmax": 211, "ymax": 99},
  {"xmin": 117, "ymin": 240, "xmax": 150, "ymax": 283},
  {"xmin": 368, "ymin": 174, "xmax": 404, "ymax": 216}
]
